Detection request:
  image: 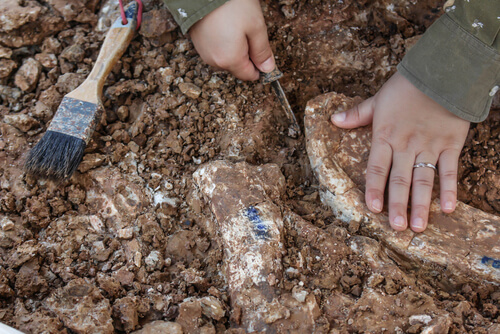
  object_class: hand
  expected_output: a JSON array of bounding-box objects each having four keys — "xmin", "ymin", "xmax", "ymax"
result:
[
  {"xmin": 331, "ymin": 72, "xmax": 470, "ymax": 233},
  {"xmin": 189, "ymin": 0, "xmax": 275, "ymax": 81}
]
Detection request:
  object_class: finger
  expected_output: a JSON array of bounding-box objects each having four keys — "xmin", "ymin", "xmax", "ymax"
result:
[
  {"xmin": 227, "ymin": 55, "xmax": 261, "ymax": 81},
  {"xmin": 247, "ymin": 23, "xmax": 275, "ymax": 73},
  {"xmin": 365, "ymin": 135, "xmax": 392, "ymax": 214},
  {"xmin": 208, "ymin": 35, "xmax": 261, "ymax": 81},
  {"xmin": 331, "ymin": 97, "xmax": 375, "ymax": 129},
  {"xmin": 438, "ymin": 149, "xmax": 461, "ymax": 213},
  {"xmin": 410, "ymin": 156, "xmax": 438, "ymax": 232},
  {"xmin": 388, "ymin": 151, "xmax": 414, "ymax": 231}
]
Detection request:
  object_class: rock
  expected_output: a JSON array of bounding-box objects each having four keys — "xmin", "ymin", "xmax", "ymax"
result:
[
  {"xmin": 199, "ymin": 296, "xmax": 225, "ymax": 321},
  {"xmin": 60, "ymin": 44, "xmax": 85, "ymax": 63},
  {"xmin": 46, "ymin": 0, "xmax": 97, "ymax": 23},
  {"xmin": 14, "ymin": 58, "xmax": 42, "ymax": 92},
  {"xmin": 488, "ymin": 324, "xmax": 500, "ymax": 334},
  {"xmin": 0, "ymin": 0, "xmax": 42, "ymax": 31},
  {"xmin": 84, "ymin": 167, "xmax": 151, "ymax": 232},
  {"xmin": 0, "ymin": 0, "xmax": 65, "ymax": 48},
  {"xmin": 42, "ymin": 37, "xmax": 62, "ymax": 54},
  {"xmin": 0, "ymin": 85, "xmax": 21, "ymax": 105},
  {"xmin": 144, "ymin": 250, "xmax": 162, "ymax": 271},
  {"xmin": 1, "ymin": 216, "xmax": 15, "ymax": 231},
  {"xmin": 117, "ymin": 227, "xmax": 134, "ymax": 240},
  {"xmin": 0, "ymin": 59, "xmax": 17, "ymax": 78},
  {"xmin": 409, "ymin": 314, "xmax": 433, "ymax": 326},
  {"xmin": 14, "ymin": 299, "xmax": 65, "ymax": 334},
  {"xmin": 45, "ymin": 279, "xmax": 114, "ymax": 334},
  {"xmin": 0, "ymin": 46, "xmax": 12, "ymax": 58},
  {"xmin": 116, "ymin": 106, "xmax": 129, "ymax": 122},
  {"xmin": 304, "ymin": 91, "xmax": 500, "ymax": 289},
  {"xmin": 78, "ymin": 153, "xmax": 106, "ymax": 173},
  {"xmin": 3, "ymin": 114, "xmax": 40, "ymax": 133},
  {"xmin": 176, "ymin": 300, "xmax": 202, "ymax": 333},
  {"xmin": 344, "ymin": 288, "xmax": 450, "ymax": 333},
  {"xmin": 14, "ymin": 259, "xmax": 48, "ymax": 297},
  {"xmin": 178, "ymin": 82, "xmax": 201, "ymax": 99},
  {"xmin": 56, "ymin": 73, "xmax": 85, "ymax": 94},
  {"xmin": 292, "ymin": 287, "xmax": 307, "ymax": 303},
  {"xmin": 113, "ymin": 297, "xmax": 139, "ymax": 332},
  {"xmin": 6, "ymin": 240, "xmax": 39, "ymax": 268},
  {"xmin": 113, "ymin": 267, "xmax": 135, "ymax": 287},
  {"xmin": 97, "ymin": 273, "xmax": 123, "ymax": 298},
  {"xmin": 35, "ymin": 53, "xmax": 58, "ymax": 68},
  {"xmin": 131, "ymin": 321, "xmax": 183, "ymax": 334},
  {"xmin": 139, "ymin": 8, "xmax": 177, "ymax": 38}
]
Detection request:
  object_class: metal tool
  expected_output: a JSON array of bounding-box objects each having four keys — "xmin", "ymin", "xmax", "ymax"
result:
[{"xmin": 261, "ymin": 67, "xmax": 301, "ymax": 138}]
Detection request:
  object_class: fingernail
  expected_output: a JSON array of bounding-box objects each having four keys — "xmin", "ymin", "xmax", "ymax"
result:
[
  {"xmin": 412, "ymin": 218, "xmax": 424, "ymax": 229},
  {"xmin": 260, "ymin": 57, "xmax": 275, "ymax": 72},
  {"xmin": 444, "ymin": 201, "xmax": 453, "ymax": 211},
  {"xmin": 372, "ymin": 199, "xmax": 382, "ymax": 212},
  {"xmin": 332, "ymin": 112, "xmax": 346, "ymax": 123},
  {"xmin": 393, "ymin": 216, "xmax": 405, "ymax": 228}
]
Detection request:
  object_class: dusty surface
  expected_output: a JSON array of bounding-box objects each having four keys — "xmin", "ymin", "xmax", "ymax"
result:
[{"xmin": 0, "ymin": 0, "xmax": 499, "ymax": 333}]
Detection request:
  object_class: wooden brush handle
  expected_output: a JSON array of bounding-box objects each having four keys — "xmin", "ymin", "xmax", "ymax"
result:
[{"xmin": 68, "ymin": 2, "xmax": 138, "ymax": 103}]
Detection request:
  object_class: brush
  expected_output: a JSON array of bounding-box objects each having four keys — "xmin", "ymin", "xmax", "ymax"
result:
[{"xmin": 24, "ymin": 2, "xmax": 138, "ymax": 181}]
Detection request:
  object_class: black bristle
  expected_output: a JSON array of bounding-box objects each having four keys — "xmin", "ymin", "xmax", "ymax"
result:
[{"xmin": 24, "ymin": 131, "xmax": 86, "ymax": 181}]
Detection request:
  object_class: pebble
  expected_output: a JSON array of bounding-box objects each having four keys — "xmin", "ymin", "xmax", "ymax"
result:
[
  {"xmin": 409, "ymin": 314, "xmax": 432, "ymax": 326},
  {"xmin": 200, "ymin": 296, "xmax": 225, "ymax": 321},
  {"xmin": 3, "ymin": 114, "xmax": 39, "ymax": 133},
  {"xmin": 14, "ymin": 58, "xmax": 41, "ymax": 92},
  {"xmin": 0, "ymin": 59, "xmax": 17, "ymax": 78},
  {"xmin": 131, "ymin": 321, "xmax": 182, "ymax": 334},
  {"xmin": 118, "ymin": 227, "xmax": 133, "ymax": 240},
  {"xmin": 0, "ymin": 46, "xmax": 13, "ymax": 58},
  {"xmin": 60, "ymin": 44, "xmax": 85, "ymax": 63},
  {"xmin": 35, "ymin": 53, "xmax": 58, "ymax": 68},
  {"xmin": 292, "ymin": 286, "xmax": 308, "ymax": 303},
  {"xmin": 144, "ymin": 250, "xmax": 162, "ymax": 271},
  {"xmin": 0, "ymin": 217, "xmax": 14, "ymax": 231},
  {"xmin": 116, "ymin": 105, "xmax": 129, "ymax": 122},
  {"xmin": 178, "ymin": 82, "xmax": 201, "ymax": 99}
]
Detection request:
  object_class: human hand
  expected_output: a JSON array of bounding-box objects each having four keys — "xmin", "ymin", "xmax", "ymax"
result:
[
  {"xmin": 189, "ymin": 0, "xmax": 275, "ymax": 81},
  {"xmin": 331, "ymin": 72, "xmax": 470, "ymax": 233}
]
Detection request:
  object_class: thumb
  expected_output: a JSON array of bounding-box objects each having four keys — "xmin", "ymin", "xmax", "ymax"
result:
[
  {"xmin": 247, "ymin": 26, "xmax": 275, "ymax": 73},
  {"xmin": 331, "ymin": 97, "xmax": 375, "ymax": 129}
]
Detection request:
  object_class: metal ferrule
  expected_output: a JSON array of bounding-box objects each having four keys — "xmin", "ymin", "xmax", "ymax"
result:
[{"xmin": 47, "ymin": 97, "xmax": 103, "ymax": 144}]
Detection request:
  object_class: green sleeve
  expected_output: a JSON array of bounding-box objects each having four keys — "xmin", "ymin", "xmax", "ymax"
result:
[
  {"xmin": 397, "ymin": 0, "xmax": 500, "ymax": 122},
  {"xmin": 163, "ymin": 0, "xmax": 230, "ymax": 34}
]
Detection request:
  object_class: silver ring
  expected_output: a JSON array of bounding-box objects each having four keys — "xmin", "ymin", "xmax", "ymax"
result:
[{"xmin": 413, "ymin": 162, "xmax": 437, "ymax": 171}]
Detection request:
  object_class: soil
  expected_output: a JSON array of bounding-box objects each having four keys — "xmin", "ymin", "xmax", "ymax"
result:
[{"xmin": 0, "ymin": 0, "xmax": 499, "ymax": 333}]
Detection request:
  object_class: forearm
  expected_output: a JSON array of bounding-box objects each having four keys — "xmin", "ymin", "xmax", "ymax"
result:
[
  {"xmin": 163, "ymin": 0, "xmax": 230, "ymax": 34},
  {"xmin": 397, "ymin": 0, "xmax": 500, "ymax": 122}
]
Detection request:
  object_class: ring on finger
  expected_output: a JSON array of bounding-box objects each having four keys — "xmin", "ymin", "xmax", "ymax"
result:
[{"xmin": 413, "ymin": 162, "xmax": 437, "ymax": 171}]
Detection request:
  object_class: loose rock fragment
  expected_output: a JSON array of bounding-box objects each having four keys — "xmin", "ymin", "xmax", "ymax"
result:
[
  {"xmin": 2, "ymin": 114, "xmax": 40, "ymax": 133},
  {"xmin": 200, "ymin": 296, "xmax": 225, "ymax": 321},
  {"xmin": 139, "ymin": 8, "xmax": 177, "ymax": 38},
  {"xmin": 35, "ymin": 52, "xmax": 58, "ymax": 68},
  {"xmin": 45, "ymin": 279, "xmax": 114, "ymax": 334},
  {"xmin": 14, "ymin": 58, "xmax": 42, "ymax": 91},
  {"xmin": 0, "ymin": 46, "xmax": 12, "ymax": 58},
  {"xmin": 131, "ymin": 321, "xmax": 183, "ymax": 334},
  {"xmin": 178, "ymin": 82, "xmax": 201, "ymax": 99},
  {"xmin": 0, "ymin": 59, "xmax": 17, "ymax": 78}
]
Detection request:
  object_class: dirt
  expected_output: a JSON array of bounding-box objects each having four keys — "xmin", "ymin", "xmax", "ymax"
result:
[{"xmin": 0, "ymin": 0, "xmax": 499, "ymax": 333}]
